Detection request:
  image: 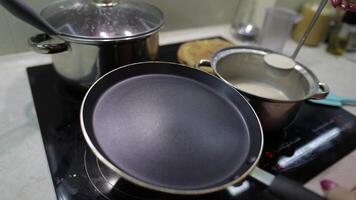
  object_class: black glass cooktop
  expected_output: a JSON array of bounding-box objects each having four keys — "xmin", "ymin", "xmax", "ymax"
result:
[{"xmin": 27, "ymin": 40, "xmax": 356, "ymax": 200}]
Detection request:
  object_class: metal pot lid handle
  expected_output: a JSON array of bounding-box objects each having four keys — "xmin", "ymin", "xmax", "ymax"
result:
[{"xmin": 93, "ymin": 0, "xmax": 119, "ymax": 7}]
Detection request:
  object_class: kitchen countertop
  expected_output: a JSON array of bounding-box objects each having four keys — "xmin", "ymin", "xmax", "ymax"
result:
[{"xmin": 0, "ymin": 24, "xmax": 355, "ymax": 200}]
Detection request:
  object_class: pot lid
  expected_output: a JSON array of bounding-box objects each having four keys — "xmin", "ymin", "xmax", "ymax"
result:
[{"xmin": 40, "ymin": 0, "xmax": 164, "ymax": 42}]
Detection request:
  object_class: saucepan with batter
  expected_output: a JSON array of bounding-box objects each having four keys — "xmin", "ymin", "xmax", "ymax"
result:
[{"xmin": 197, "ymin": 46, "xmax": 329, "ymax": 132}]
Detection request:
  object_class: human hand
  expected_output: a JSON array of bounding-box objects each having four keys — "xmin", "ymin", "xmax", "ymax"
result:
[
  {"xmin": 331, "ymin": 0, "xmax": 356, "ymax": 11},
  {"xmin": 321, "ymin": 179, "xmax": 356, "ymax": 200}
]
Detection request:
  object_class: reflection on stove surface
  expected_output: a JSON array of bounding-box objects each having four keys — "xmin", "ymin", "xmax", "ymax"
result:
[
  {"xmin": 84, "ymin": 149, "xmax": 168, "ymax": 200},
  {"xmin": 83, "ymin": 149, "xmax": 269, "ymax": 200}
]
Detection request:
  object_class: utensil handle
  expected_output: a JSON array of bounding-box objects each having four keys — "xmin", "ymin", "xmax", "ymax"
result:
[
  {"xmin": 339, "ymin": 96, "xmax": 356, "ymax": 106},
  {"xmin": 310, "ymin": 82, "xmax": 330, "ymax": 100},
  {"xmin": 0, "ymin": 0, "xmax": 57, "ymax": 35},
  {"xmin": 28, "ymin": 34, "xmax": 68, "ymax": 54}
]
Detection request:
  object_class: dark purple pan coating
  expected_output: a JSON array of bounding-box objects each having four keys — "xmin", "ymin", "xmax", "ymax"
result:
[{"xmin": 82, "ymin": 62, "xmax": 262, "ymax": 191}]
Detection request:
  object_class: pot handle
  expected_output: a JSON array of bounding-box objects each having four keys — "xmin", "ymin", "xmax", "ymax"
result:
[
  {"xmin": 28, "ymin": 33, "xmax": 68, "ymax": 54},
  {"xmin": 310, "ymin": 82, "xmax": 330, "ymax": 100},
  {"xmin": 195, "ymin": 60, "xmax": 215, "ymax": 74},
  {"xmin": 196, "ymin": 59, "xmax": 212, "ymax": 67}
]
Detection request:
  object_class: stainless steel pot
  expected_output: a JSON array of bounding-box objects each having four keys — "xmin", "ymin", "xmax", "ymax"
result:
[
  {"xmin": 198, "ymin": 46, "xmax": 329, "ymax": 132},
  {"xmin": 28, "ymin": 0, "xmax": 164, "ymax": 88}
]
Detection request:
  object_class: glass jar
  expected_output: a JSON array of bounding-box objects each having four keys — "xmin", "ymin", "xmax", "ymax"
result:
[{"xmin": 231, "ymin": 0, "xmax": 259, "ymax": 41}]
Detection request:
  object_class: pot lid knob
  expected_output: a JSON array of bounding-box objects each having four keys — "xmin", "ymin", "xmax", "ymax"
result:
[{"xmin": 93, "ymin": 0, "xmax": 119, "ymax": 7}]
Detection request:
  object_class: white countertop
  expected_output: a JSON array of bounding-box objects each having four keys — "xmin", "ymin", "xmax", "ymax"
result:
[{"xmin": 0, "ymin": 24, "xmax": 355, "ymax": 200}]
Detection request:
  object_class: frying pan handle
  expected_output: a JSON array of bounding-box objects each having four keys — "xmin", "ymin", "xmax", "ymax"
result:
[
  {"xmin": 195, "ymin": 60, "xmax": 215, "ymax": 74},
  {"xmin": 250, "ymin": 167, "xmax": 324, "ymax": 200},
  {"xmin": 269, "ymin": 175, "xmax": 324, "ymax": 200}
]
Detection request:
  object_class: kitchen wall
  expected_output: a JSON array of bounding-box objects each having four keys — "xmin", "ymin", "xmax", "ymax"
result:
[
  {"xmin": 276, "ymin": 0, "xmax": 305, "ymax": 10},
  {"xmin": 0, "ymin": 0, "xmax": 305, "ymax": 56}
]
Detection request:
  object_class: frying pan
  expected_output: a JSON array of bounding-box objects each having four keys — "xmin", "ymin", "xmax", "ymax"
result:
[{"xmin": 81, "ymin": 62, "xmax": 323, "ymax": 200}]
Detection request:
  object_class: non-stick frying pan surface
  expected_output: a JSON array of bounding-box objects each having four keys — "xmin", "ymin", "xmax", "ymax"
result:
[{"xmin": 81, "ymin": 62, "xmax": 263, "ymax": 194}]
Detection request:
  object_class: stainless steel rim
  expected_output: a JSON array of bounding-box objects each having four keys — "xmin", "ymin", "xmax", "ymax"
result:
[
  {"xmin": 80, "ymin": 61, "xmax": 264, "ymax": 195},
  {"xmin": 56, "ymin": 28, "xmax": 162, "ymax": 44},
  {"xmin": 210, "ymin": 46, "xmax": 323, "ymax": 103},
  {"xmin": 40, "ymin": 0, "xmax": 165, "ymax": 44}
]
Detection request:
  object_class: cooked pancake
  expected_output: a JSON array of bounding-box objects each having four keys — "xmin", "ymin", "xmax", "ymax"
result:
[{"xmin": 177, "ymin": 38, "xmax": 233, "ymax": 73}]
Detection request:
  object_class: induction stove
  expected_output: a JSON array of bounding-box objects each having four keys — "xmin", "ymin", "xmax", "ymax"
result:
[{"xmin": 27, "ymin": 39, "xmax": 356, "ymax": 200}]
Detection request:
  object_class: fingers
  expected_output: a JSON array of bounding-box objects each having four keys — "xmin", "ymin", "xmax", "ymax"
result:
[
  {"xmin": 353, "ymin": 187, "xmax": 356, "ymax": 196},
  {"xmin": 340, "ymin": 0, "xmax": 356, "ymax": 11},
  {"xmin": 320, "ymin": 179, "xmax": 356, "ymax": 200},
  {"xmin": 331, "ymin": 0, "xmax": 356, "ymax": 11},
  {"xmin": 341, "ymin": 0, "xmax": 349, "ymax": 9},
  {"xmin": 331, "ymin": 0, "xmax": 342, "ymax": 7}
]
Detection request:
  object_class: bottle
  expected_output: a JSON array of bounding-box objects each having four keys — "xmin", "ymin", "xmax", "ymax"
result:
[
  {"xmin": 231, "ymin": 0, "xmax": 259, "ymax": 41},
  {"xmin": 343, "ymin": 12, "xmax": 356, "ymax": 52},
  {"xmin": 327, "ymin": 11, "xmax": 351, "ymax": 55},
  {"xmin": 293, "ymin": 0, "xmax": 335, "ymax": 46}
]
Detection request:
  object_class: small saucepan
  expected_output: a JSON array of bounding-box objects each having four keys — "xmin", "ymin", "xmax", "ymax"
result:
[{"xmin": 198, "ymin": 46, "xmax": 329, "ymax": 132}]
